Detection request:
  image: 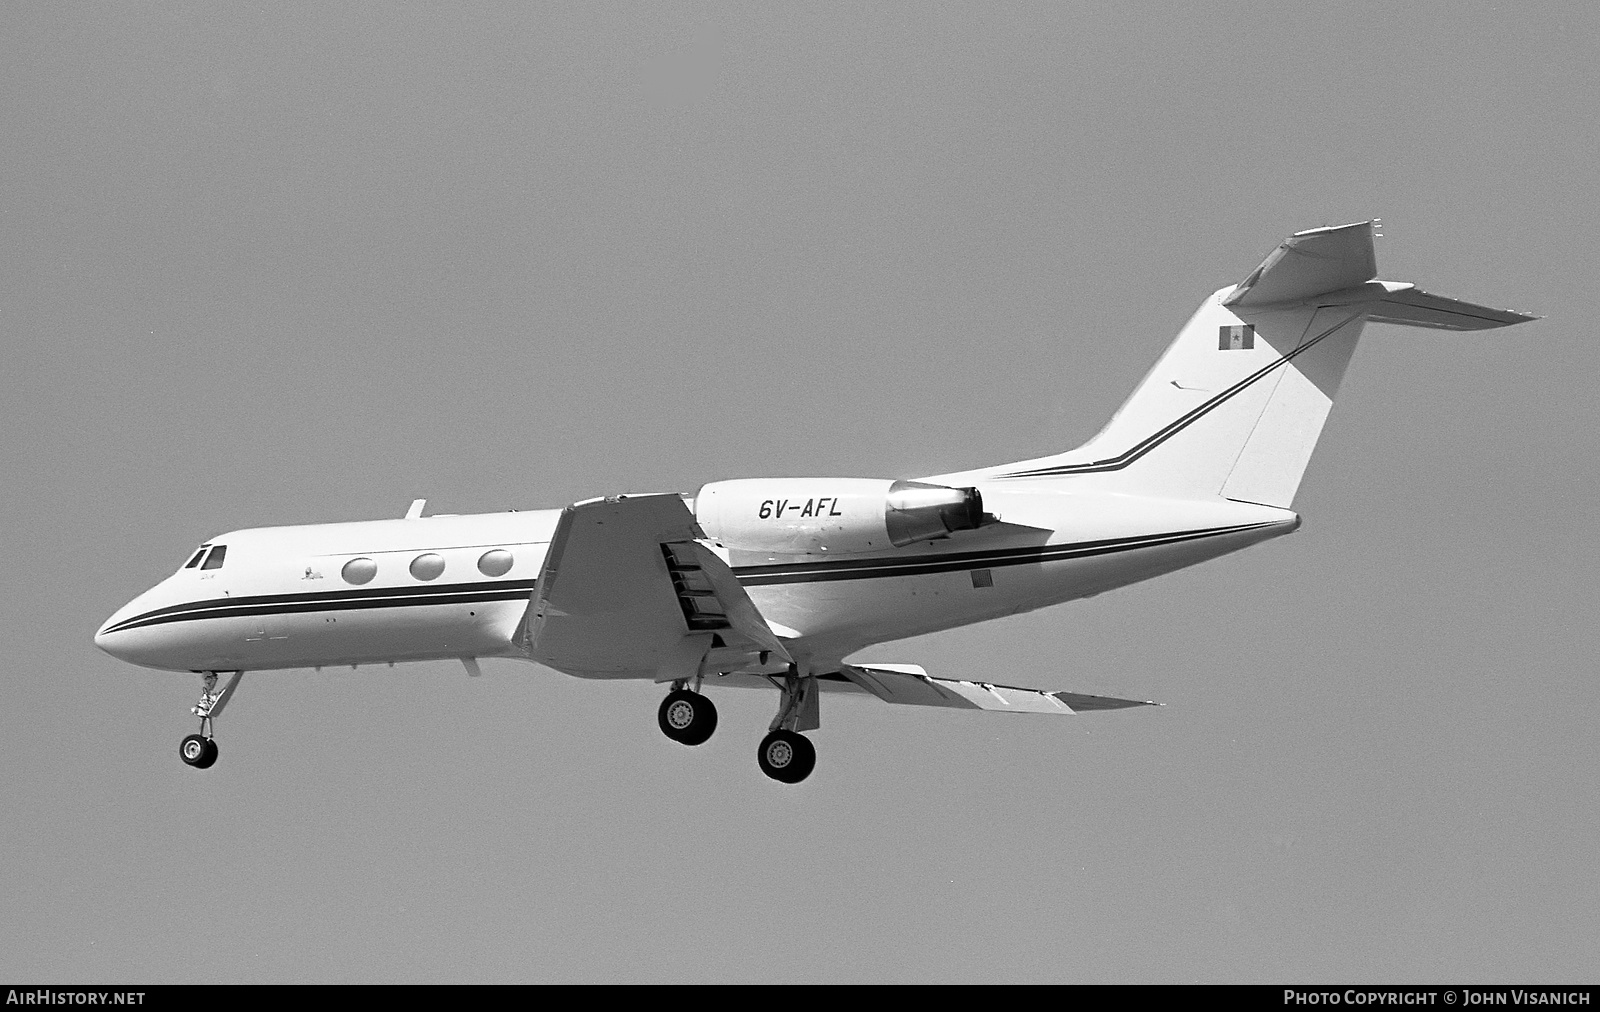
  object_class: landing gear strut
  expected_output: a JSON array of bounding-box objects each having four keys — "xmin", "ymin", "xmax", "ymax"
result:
[
  {"xmin": 658, "ymin": 683, "xmax": 718, "ymax": 746},
  {"xmin": 759, "ymin": 666, "xmax": 819, "ymax": 784},
  {"xmin": 180, "ymin": 670, "xmax": 243, "ymax": 770}
]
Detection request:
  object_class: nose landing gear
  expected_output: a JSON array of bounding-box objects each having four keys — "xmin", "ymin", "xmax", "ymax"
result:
[{"xmin": 179, "ymin": 670, "xmax": 243, "ymax": 770}]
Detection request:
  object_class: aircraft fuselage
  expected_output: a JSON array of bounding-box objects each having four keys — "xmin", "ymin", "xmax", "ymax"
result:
[{"xmin": 96, "ymin": 486, "xmax": 1299, "ymax": 678}]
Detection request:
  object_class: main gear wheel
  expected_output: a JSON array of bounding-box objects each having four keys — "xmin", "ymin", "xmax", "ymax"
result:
[
  {"xmin": 757, "ymin": 729, "xmax": 815, "ymax": 783},
  {"xmin": 658, "ymin": 689, "xmax": 718, "ymax": 746}
]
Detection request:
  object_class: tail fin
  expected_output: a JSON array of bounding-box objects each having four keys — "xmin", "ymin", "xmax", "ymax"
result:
[{"xmin": 962, "ymin": 222, "xmax": 1535, "ymax": 507}]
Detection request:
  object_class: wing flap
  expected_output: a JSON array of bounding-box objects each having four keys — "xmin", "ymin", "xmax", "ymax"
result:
[
  {"xmin": 667, "ymin": 540, "xmax": 793, "ymax": 666},
  {"xmin": 841, "ymin": 663, "xmax": 1159, "ymax": 714}
]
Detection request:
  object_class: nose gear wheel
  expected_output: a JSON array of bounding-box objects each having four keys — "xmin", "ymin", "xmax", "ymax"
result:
[{"xmin": 179, "ymin": 733, "xmax": 218, "ymax": 769}]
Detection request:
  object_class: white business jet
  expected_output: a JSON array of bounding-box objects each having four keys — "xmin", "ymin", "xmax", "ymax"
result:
[{"xmin": 96, "ymin": 222, "xmax": 1533, "ymax": 783}]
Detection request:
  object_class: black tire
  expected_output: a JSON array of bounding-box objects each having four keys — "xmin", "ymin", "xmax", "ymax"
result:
[
  {"xmin": 194, "ymin": 739, "xmax": 219, "ymax": 769},
  {"xmin": 179, "ymin": 734, "xmax": 209, "ymax": 767},
  {"xmin": 658, "ymin": 690, "xmax": 718, "ymax": 746},
  {"xmin": 757, "ymin": 730, "xmax": 816, "ymax": 784}
]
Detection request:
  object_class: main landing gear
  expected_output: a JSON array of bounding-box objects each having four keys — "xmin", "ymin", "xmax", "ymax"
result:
[
  {"xmin": 759, "ymin": 667, "xmax": 819, "ymax": 784},
  {"xmin": 658, "ymin": 685, "xmax": 718, "ymax": 746},
  {"xmin": 180, "ymin": 670, "xmax": 243, "ymax": 770},
  {"xmin": 757, "ymin": 729, "xmax": 815, "ymax": 784},
  {"xmin": 654, "ymin": 667, "xmax": 820, "ymax": 784}
]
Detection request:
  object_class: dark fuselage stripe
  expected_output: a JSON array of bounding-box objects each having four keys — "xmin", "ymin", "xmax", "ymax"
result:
[
  {"xmin": 998, "ymin": 313, "xmax": 1359, "ymax": 479},
  {"xmin": 734, "ymin": 522, "xmax": 1274, "ymax": 586},
  {"xmin": 104, "ymin": 580, "xmax": 540, "ymax": 634}
]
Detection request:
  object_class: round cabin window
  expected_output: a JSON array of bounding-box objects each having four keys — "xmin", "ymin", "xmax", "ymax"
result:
[
  {"xmin": 409, "ymin": 553, "xmax": 445, "ymax": 581},
  {"xmin": 477, "ymin": 549, "xmax": 514, "ymax": 577},
  {"xmin": 342, "ymin": 558, "xmax": 377, "ymax": 585}
]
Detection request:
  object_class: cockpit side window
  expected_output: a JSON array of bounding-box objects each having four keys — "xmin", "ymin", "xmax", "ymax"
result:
[
  {"xmin": 183, "ymin": 546, "xmax": 210, "ymax": 569},
  {"xmin": 200, "ymin": 545, "xmax": 228, "ymax": 570}
]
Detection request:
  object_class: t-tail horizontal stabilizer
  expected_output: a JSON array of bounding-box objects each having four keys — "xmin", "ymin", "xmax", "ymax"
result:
[
  {"xmin": 1350, "ymin": 282, "xmax": 1538, "ymax": 331},
  {"xmin": 1225, "ymin": 220, "xmax": 1537, "ymax": 327},
  {"xmin": 840, "ymin": 663, "xmax": 1159, "ymax": 714},
  {"xmin": 1224, "ymin": 221, "xmax": 1379, "ymax": 306}
]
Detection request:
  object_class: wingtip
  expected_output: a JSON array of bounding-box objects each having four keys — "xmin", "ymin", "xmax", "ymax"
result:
[
  {"xmin": 1488, "ymin": 309, "xmax": 1541, "ymax": 327},
  {"xmin": 1054, "ymin": 691, "xmax": 1163, "ymax": 712}
]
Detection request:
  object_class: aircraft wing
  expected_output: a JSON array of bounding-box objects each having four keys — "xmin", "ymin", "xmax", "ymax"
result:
[
  {"xmin": 840, "ymin": 663, "xmax": 1159, "ymax": 714},
  {"xmin": 522, "ymin": 493, "xmax": 790, "ymax": 680}
]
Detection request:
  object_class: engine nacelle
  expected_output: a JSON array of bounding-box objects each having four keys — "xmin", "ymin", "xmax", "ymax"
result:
[{"xmin": 694, "ymin": 478, "xmax": 986, "ymax": 555}]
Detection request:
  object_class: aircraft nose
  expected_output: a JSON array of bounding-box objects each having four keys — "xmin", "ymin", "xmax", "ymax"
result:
[
  {"xmin": 94, "ymin": 585, "xmax": 204, "ymax": 671},
  {"xmin": 95, "ymin": 612, "xmax": 130, "ymax": 659},
  {"xmin": 95, "ymin": 593, "xmax": 149, "ymax": 662}
]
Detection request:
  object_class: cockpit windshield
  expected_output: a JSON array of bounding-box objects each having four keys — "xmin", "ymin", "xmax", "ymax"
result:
[
  {"xmin": 200, "ymin": 545, "xmax": 228, "ymax": 570},
  {"xmin": 183, "ymin": 545, "xmax": 210, "ymax": 569}
]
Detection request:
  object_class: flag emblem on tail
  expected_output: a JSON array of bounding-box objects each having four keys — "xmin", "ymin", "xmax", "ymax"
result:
[{"xmin": 1219, "ymin": 324, "xmax": 1255, "ymax": 350}]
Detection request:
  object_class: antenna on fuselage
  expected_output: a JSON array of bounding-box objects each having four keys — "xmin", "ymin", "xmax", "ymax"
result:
[{"xmin": 404, "ymin": 499, "xmax": 426, "ymax": 520}]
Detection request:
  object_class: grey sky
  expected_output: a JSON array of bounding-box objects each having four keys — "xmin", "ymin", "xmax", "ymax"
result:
[{"xmin": 3, "ymin": 2, "xmax": 1596, "ymax": 982}]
